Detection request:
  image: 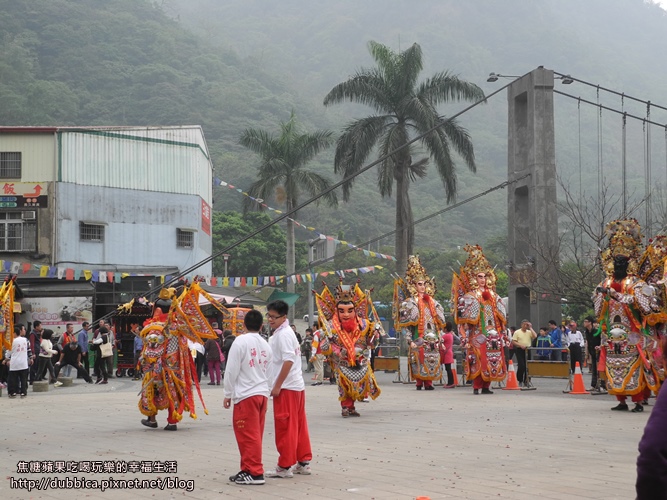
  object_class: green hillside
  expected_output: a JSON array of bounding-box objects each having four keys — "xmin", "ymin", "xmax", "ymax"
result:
[{"xmin": 2, "ymin": 0, "xmax": 667, "ymax": 308}]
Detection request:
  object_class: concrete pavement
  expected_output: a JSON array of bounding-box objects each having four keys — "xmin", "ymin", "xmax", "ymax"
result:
[{"xmin": 0, "ymin": 364, "xmax": 647, "ymax": 499}]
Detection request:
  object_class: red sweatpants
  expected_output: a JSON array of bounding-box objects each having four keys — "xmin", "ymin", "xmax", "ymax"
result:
[
  {"xmin": 233, "ymin": 395, "xmax": 268, "ymax": 476},
  {"xmin": 472, "ymin": 376, "xmax": 490, "ymax": 390},
  {"xmin": 273, "ymin": 389, "xmax": 312, "ymax": 469}
]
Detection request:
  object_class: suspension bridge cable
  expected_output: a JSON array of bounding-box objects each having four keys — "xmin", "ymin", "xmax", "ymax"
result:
[
  {"xmin": 554, "ymin": 71, "xmax": 667, "ymax": 114},
  {"xmin": 554, "ymin": 90, "xmax": 667, "ymax": 128}
]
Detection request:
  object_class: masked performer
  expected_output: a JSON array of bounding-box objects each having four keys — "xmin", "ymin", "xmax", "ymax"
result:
[
  {"xmin": 594, "ymin": 219, "xmax": 666, "ymax": 413},
  {"xmin": 134, "ymin": 281, "xmax": 218, "ymax": 430},
  {"xmin": 315, "ymin": 280, "xmax": 381, "ymax": 417},
  {"xmin": 453, "ymin": 244, "xmax": 507, "ymax": 394},
  {"xmin": 394, "ymin": 255, "xmax": 446, "ymax": 390}
]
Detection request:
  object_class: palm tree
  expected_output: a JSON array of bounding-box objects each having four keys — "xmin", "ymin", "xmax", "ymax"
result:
[
  {"xmin": 239, "ymin": 112, "xmax": 337, "ymax": 315},
  {"xmin": 324, "ymin": 41, "xmax": 485, "ymax": 275}
]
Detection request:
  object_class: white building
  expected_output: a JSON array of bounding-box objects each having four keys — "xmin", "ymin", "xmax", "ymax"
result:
[{"xmin": 0, "ymin": 125, "xmax": 213, "ymax": 326}]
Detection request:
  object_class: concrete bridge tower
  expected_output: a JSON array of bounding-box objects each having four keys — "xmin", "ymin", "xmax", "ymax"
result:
[{"xmin": 507, "ymin": 67, "xmax": 562, "ymax": 329}]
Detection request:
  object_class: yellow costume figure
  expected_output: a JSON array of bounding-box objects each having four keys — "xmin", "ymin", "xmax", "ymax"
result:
[
  {"xmin": 135, "ymin": 281, "xmax": 219, "ymax": 430},
  {"xmin": 394, "ymin": 255, "xmax": 445, "ymax": 390},
  {"xmin": 453, "ymin": 244, "xmax": 507, "ymax": 394},
  {"xmin": 315, "ymin": 280, "xmax": 381, "ymax": 417},
  {"xmin": 593, "ymin": 219, "xmax": 666, "ymax": 413}
]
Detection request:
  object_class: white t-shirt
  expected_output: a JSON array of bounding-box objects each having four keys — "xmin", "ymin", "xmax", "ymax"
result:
[
  {"xmin": 268, "ymin": 320, "xmax": 304, "ymax": 391},
  {"xmin": 565, "ymin": 330, "xmax": 585, "ymax": 347},
  {"xmin": 223, "ymin": 332, "xmax": 271, "ymax": 404},
  {"xmin": 9, "ymin": 336, "xmax": 30, "ymax": 371}
]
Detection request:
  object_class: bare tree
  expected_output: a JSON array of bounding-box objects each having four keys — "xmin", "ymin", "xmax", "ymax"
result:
[{"xmin": 510, "ymin": 177, "xmax": 645, "ymax": 319}]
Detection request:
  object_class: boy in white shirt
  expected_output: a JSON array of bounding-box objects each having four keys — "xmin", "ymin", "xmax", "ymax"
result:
[
  {"xmin": 265, "ymin": 300, "xmax": 313, "ymax": 478},
  {"xmin": 7, "ymin": 324, "xmax": 33, "ymax": 398},
  {"xmin": 224, "ymin": 309, "xmax": 272, "ymax": 486}
]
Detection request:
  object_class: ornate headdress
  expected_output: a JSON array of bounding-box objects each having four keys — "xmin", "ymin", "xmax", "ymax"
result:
[
  {"xmin": 600, "ymin": 218, "xmax": 643, "ymax": 276},
  {"xmin": 461, "ymin": 244, "xmax": 496, "ymax": 289},
  {"xmin": 315, "ymin": 279, "xmax": 367, "ymax": 321},
  {"xmin": 405, "ymin": 255, "xmax": 436, "ymax": 297}
]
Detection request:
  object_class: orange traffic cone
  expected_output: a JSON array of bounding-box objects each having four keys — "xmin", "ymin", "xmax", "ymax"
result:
[
  {"xmin": 503, "ymin": 360, "xmax": 521, "ymax": 390},
  {"xmin": 569, "ymin": 362, "xmax": 590, "ymax": 394}
]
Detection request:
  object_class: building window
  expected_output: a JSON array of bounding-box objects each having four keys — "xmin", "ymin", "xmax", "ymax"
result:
[
  {"xmin": 177, "ymin": 229, "xmax": 194, "ymax": 248},
  {"xmin": 0, "ymin": 152, "xmax": 22, "ymax": 178},
  {"xmin": 80, "ymin": 222, "xmax": 104, "ymax": 242},
  {"xmin": 0, "ymin": 212, "xmax": 37, "ymax": 252}
]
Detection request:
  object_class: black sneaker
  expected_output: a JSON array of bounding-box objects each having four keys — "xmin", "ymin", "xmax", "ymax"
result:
[
  {"xmin": 141, "ymin": 419, "xmax": 158, "ymax": 428},
  {"xmin": 229, "ymin": 471, "xmax": 242, "ymax": 482},
  {"xmin": 631, "ymin": 403, "xmax": 644, "ymax": 413},
  {"xmin": 611, "ymin": 403, "xmax": 629, "ymax": 411},
  {"xmin": 234, "ymin": 471, "xmax": 265, "ymax": 485},
  {"xmin": 9, "ymin": 393, "xmax": 17, "ymax": 398}
]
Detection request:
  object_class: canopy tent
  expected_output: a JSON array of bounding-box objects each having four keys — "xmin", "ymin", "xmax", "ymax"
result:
[{"xmin": 198, "ymin": 284, "xmax": 299, "ymax": 308}]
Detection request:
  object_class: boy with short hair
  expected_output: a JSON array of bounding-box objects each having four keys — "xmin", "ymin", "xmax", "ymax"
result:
[
  {"xmin": 536, "ymin": 327, "xmax": 553, "ymax": 361},
  {"xmin": 224, "ymin": 309, "xmax": 272, "ymax": 486},
  {"xmin": 7, "ymin": 324, "xmax": 32, "ymax": 398},
  {"xmin": 265, "ymin": 300, "xmax": 313, "ymax": 478}
]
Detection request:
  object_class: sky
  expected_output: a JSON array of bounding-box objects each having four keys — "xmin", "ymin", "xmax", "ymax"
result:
[{"xmin": 656, "ymin": 0, "xmax": 667, "ymax": 9}]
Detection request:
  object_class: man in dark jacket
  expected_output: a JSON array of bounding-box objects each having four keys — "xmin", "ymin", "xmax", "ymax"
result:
[
  {"xmin": 221, "ymin": 330, "xmax": 235, "ymax": 376},
  {"xmin": 583, "ymin": 316, "xmax": 602, "ymax": 390}
]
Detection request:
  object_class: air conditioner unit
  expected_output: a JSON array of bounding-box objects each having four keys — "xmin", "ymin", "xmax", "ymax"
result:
[{"xmin": 22, "ymin": 211, "xmax": 36, "ymax": 220}]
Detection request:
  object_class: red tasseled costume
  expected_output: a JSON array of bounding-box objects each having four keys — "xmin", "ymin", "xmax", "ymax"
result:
[
  {"xmin": 610, "ymin": 281, "xmax": 623, "ymax": 293},
  {"xmin": 482, "ymin": 290, "xmax": 492, "ymax": 302}
]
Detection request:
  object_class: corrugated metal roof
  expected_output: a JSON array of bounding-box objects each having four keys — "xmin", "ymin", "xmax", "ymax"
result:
[{"xmin": 57, "ymin": 126, "xmax": 212, "ymax": 203}]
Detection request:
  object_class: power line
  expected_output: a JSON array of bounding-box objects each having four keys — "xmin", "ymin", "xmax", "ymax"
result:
[
  {"xmin": 229, "ymin": 174, "xmax": 529, "ymax": 304},
  {"xmin": 154, "ymin": 73, "xmax": 524, "ymax": 294}
]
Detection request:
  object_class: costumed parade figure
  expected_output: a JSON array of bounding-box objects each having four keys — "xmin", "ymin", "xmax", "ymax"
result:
[
  {"xmin": 593, "ymin": 219, "xmax": 666, "ymax": 413},
  {"xmin": 129, "ymin": 281, "xmax": 219, "ymax": 430},
  {"xmin": 315, "ymin": 280, "xmax": 381, "ymax": 417},
  {"xmin": 0, "ymin": 276, "xmax": 17, "ymax": 361},
  {"xmin": 453, "ymin": 244, "xmax": 507, "ymax": 394},
  {"xmin": 394, "ymin": 255, "xmax": 446, "ymax": 390}
]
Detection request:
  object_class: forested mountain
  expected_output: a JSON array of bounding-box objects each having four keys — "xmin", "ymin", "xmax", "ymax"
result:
[{"xmin": 3, "ymin": 0, "xmax": 667, "ymax": 307}]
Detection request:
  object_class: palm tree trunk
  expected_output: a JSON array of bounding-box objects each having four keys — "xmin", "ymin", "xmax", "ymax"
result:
[
  {"xmin": 395, "ymin": 166, "xmax": 413, "ymax": 276},
  {"xmin": 285, "ymin": 200, "xmax": 296, "ymax": 322}
]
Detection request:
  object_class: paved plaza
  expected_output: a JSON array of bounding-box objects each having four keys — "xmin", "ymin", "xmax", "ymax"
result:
[{"xmin": 1, "ymin": 363, "xmax": 647, "ymax": 500}]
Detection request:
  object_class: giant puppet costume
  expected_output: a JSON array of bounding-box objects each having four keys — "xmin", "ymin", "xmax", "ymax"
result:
[
  {"xmin": 394, "ymin": 255, "xmax": 446, "ymax": 389},
  {"xmin": 129, "ymin": 281, "xmax": 220, "ymax": 430},
  {"xmin": 453, "ymin": 244, "xmax": 507, "ymax": 394},
  {"xmin": 593, "ymin": 219, "xmax": 667, "ymax": 413},
  {"xmin": 0, "ymin": 276, "xmax": 17, "ymax": 362},
  {"xmin": 315, "ymin": 280, "xmax": 381, "ymax": 417}
]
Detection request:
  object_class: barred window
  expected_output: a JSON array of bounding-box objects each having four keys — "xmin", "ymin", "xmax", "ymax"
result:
[
  {"xmin": 0, "ymin": 212, "xmax": 37, "ymax": 252},
  {"xmin": 0, "ymin": 152, "xmax": 22, "ymax": 178},
  {"xmin": 177, "ymin": 229, "xmax": 194, "ymax": 248},
  {"xmin": 80, "ymin": 222, "xmax": 104, "ymax": 242}
]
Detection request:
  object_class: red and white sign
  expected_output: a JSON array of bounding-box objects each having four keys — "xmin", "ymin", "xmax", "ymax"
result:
[{"xmin": 201, "ymin": 198, "xmax": 211, "ymax": 235}]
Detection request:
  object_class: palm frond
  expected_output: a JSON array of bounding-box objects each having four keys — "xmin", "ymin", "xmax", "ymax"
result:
[
  {"xmin": 334, "ymin": 115, "xmax": 391, "ymax": 200},
  {"xmin": 323, "ymin": 72, "xmax": 393, "ymax": 113},
  {"xmin": 292, "ymin": 170, "xmax": 338, "ymax": 207},
  {"xmin": 397, "ymin": 43, "xmax": 423, "ymax": 96},
  {"xmin": 417, "ymin": 123, "xmax": 457, "ymax": 202},
  {"xmin": 239, "ymin": 128, "xmax": 276, "ymax": 158},
  {"xmin": 408, "ymin": 157, "xmax": 429, "ymax": 181},
  {"xmin": 439, "ymin": 117, "xmax": 476, "ymax": 172},
  {"xmin": 417, "ymin": 72, "xmax": 485, "ymax": 105},
  {"xmin": 242, "ymin": 177, "xmax": 282, "ymax": 214},
  {"xmin": 290, "ymin": 129, "xmax": 334, "ymax": 168}
]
